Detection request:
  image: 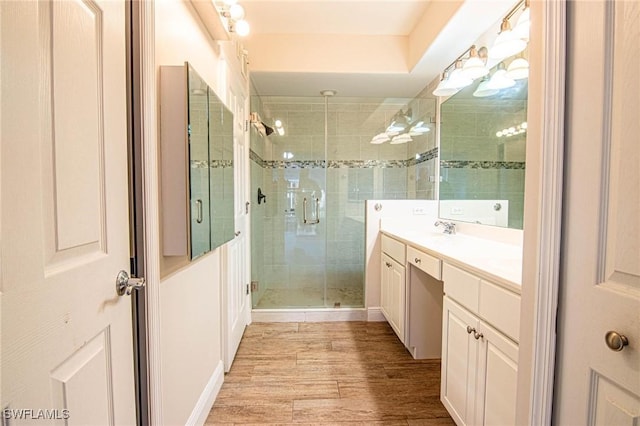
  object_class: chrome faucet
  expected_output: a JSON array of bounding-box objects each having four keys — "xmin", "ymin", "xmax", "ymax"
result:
[{"xmin": 435, "ymin": 220, "xmax": 456, "ymax": 234}]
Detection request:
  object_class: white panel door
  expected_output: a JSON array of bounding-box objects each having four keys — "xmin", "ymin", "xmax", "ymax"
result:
[
  {"xmin": 223, "ymin": 82, "xmax": 250, "ymax": 372},
  {"xmin": 555, "ymin": 1, "xmax": 640, "ymax": 424},
  {"xmin": 1, "ymin": 1, "xmax": 135, "ymax": 424}
]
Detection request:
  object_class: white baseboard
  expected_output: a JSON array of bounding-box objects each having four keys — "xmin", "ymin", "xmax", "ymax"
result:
[
  {"xmin": 186, "ymin": 360, "xmax": 224, "ymax": 426},
  {"xmin": 367, "ymin": 307, "xmax": 386, "ymax": 322},
  {"xmin": 251, "ymin": 308, "xmax": 367, "ymax": 322}
]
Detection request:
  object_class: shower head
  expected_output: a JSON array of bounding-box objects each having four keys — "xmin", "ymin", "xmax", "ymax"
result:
[{"xmin": 262, "ymin": 122, "xmax": 275, "ymax": 136}]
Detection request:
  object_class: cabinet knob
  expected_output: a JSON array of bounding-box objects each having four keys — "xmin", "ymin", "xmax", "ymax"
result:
[
  {"xmin": 605, "ymin": 331, "xmax": 629, "ymax": 352},
  {"xmin": 414, "ymin": 257, "xmax": 421, "ymax": 264},
  {"xmin": 466, "ymin": 326, "xmax": 475, "ymax": 334},
  {"xmin": 385, "ymin": 262, "xmax": 393, "ymax": 268},
  {"xmin": 474, "ymin": 331, "xmax": 484, "ymax": 340}
]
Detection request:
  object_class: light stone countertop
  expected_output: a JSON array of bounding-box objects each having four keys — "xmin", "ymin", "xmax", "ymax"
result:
[{"xmin": 380, "ymin": 222, "xmax": 523, "ymax": 293}]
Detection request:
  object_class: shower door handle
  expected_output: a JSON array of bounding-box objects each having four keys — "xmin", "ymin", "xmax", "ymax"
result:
[
  {"xmin": 303, "ymin": 197, "xmax": 320, "ymax": 224},
  {"xmin": 195, "ymin": 199, "xmax": 203, "ymax": 224}
]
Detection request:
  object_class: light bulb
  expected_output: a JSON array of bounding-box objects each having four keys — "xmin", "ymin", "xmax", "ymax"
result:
[
  {"xmin": 274, "ymin": 119, "xmax": 282, "ymax": 128},
  {"xmin": 234, "ymin": 19, "xmax": 250, "ymax": 37},
  {"xmin": 229, "ymin": 4, "xmax": 245, "ymax": 20}
]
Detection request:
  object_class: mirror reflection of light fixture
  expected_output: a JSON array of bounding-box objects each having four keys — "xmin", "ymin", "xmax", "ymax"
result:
[
  {"xmin": 473, "ymin": 76, "xmax": 499, "ymax": 98},
  {"xmin": 274, "ymin": 118, "xmax": 285, "ymax": 136},
  {"xmin": 506, "ymin": 57, "xmax": 529, "ymax": 80},
  {"xmin": 370, "ymin": 133, "xmax": 390, "ymax": 144},
  {"xmin": 461, "ymin": 46, "xmax": 489, "ymax": 80},
  {"xmin": 390, "ymin": 133, "xmax": 412, "ymax": 145},
  {"xmin": 409, "ymin": 121, "xmax": 431, "ymax": 136},
  {"xmin": 486, "ymin": 62, "xmax": 516, "ymax": 90}
]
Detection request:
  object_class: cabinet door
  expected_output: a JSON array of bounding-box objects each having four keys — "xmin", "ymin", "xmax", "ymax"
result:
[
  {"xmin": 381, "ymin": 253, "xmax": 393, "ymax": 323},
  {"xmin": 441, "ymin": 297, "xmax": 480, "ymax": 426},
  {"xmin": 381, "ymin": 253, "xmax": 406, "ymax": 343},
  {"xmin": 475, "ymin": 322, "xmax": 519, "ymax": 426}
]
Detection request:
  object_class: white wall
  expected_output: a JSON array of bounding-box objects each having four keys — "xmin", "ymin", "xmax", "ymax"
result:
[{"xmin": 155, "ymin": 0, "xmax": 242, "ymax": 423}]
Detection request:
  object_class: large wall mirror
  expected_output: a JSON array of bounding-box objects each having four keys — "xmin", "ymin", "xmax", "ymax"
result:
[{"xmin": 438, "ymin": 56, "xmax": 528, "ymax": 229}]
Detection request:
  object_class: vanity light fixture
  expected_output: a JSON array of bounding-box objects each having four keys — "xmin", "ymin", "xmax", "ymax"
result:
[
  {"xmin": 514, "ymin": 0, "xmax": 530, "ymax": 42},
  {"xmin": 433, "ymin": 71, "xmax": 460, "ymax": 97},
  {"xmin": 461, "ymin": 46, "xmax": 489, "ymax": 80},
  {"xmin": 219, "ymin": 1, "xmax": 251, "ymax": 37},
  {"xmin": 433, "ymin": 45, "xmax": 487, "ymax": 97},
  {"xmin": 489, "ymin": 0, "xmax": 528, "ymax": 60}
]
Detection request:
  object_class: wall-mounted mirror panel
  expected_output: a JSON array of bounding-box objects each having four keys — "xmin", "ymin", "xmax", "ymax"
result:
[
  {"xmin": 208, "ymin": 86, "xmax": 235, "ymax": 249},
  {"xmin": 160, "ymin": 63, "xmax": 235, "ymax": 262},
  {"xmin": 438, "ymin": 57, "xmax": 528, "ymax": 229},
  {"xmin": 187, "ymin": 65, "xmax": 212, "ymax": 258}
]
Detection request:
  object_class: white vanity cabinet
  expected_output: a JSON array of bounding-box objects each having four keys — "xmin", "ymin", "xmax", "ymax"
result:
[
  {"xmin": 381, "ymin": 235, "xmax": 406, "ymax": 343},
  {"xmin": 441, "ymin": 263, "xmax": 520, "ymax": 426}
]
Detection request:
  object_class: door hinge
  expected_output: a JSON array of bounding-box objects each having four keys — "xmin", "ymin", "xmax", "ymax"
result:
[
  {"xmin": 251, "ymin": 281, "xmax": 258, "ymax": 293},
  {"xmin": 246, "ymin": 284, "xmax": 250, "ymax": 295}
]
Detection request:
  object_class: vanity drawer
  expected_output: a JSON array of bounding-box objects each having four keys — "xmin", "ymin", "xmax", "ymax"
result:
[
  {"xmin": 442, "ymin": 263, "xmax": 480, "ymax": 313},
  {"xmin": 407, "ymin": 246, "xmax": 441, "ymax": 280},
  {"xmin": 382, "ymin": 234, "xmax": 406, "ymax": 264},
  {"xmin": 479, "ymin": 280, "xmax": 521, "ymax": 342}
]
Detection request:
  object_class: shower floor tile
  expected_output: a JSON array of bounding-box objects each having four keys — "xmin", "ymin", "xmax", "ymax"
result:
[{"xmin": 255, "ymin": 286, "xmax": 364, "ymax": 309}]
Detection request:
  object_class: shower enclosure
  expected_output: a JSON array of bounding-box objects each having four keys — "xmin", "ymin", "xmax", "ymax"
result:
[{"xmin": 249, "ymin": 93, "xmax": 437, "ymax": 309}]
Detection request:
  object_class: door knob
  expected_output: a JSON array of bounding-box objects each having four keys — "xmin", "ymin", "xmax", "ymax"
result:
[
  {"xmin": 116, "ymin": 270, "xmax": 145, "ymax": 296},
  {"xmin": 605, "ymin": 331, "xmax": 629, "ymax": 352}
]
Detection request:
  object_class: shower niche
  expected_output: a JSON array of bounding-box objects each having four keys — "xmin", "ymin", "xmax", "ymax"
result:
[{"xmin": 160, "ymin": 63, "xmax": 235, "ymax": 260}]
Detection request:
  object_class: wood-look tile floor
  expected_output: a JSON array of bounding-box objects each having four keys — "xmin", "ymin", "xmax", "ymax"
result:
[{"xmin": 206, "ymin": 321, "xmax": 455, "ymax": 425}]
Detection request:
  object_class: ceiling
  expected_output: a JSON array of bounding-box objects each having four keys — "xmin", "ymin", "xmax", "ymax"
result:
[{"xmin": 239, "ymin": 0, "xmax": 518, "ymax": 98}]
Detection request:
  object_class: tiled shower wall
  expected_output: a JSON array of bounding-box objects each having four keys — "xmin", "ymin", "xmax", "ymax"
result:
[{"xmin": 250, "ymin": 95, "xmax": 437, "ymax": 306}]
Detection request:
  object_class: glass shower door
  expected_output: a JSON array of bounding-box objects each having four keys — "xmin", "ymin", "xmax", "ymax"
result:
[{"xmin": 252, "ymin": 96, "xmax": 328, "ymax": 308}]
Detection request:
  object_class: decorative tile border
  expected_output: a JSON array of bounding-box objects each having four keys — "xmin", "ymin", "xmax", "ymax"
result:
[
  {"xmin": 440, "ymin": 160, "xmax": 526, "ymax": 170},
  {"xmin": 249, "ymin": 147, "xmax": 440, "ymax": 170},
  {"xmin": 191, "ymin": 159, "xmax": 234, "ymax": 169}
]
